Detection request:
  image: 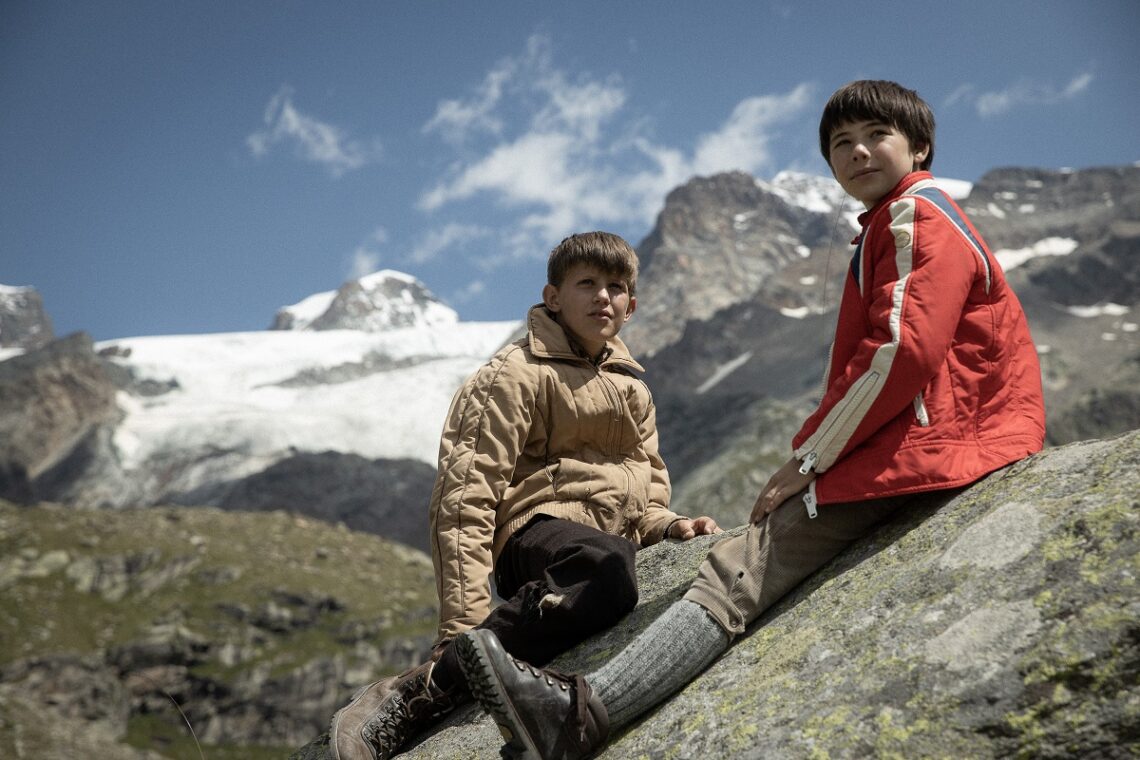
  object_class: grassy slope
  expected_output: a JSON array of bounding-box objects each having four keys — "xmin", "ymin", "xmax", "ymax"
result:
[{"xmin": 0, "ymin": 500, "xmax": 438, "ymax": 759}]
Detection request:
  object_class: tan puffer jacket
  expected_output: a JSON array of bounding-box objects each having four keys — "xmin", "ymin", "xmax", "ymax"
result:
[{"xmin": 429, "ymin": 305, "xmax": 680, "ymax": 641}]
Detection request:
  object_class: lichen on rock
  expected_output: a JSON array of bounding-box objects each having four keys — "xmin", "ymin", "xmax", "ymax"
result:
[{"xmin": 295, "ymin": 429, "xmax": 1140, "ymax": 759}]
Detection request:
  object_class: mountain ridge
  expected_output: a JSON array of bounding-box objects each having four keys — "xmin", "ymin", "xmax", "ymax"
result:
[{"xmin": 1, "ymin": 162, "xmax": 1138, "ymax": 757}]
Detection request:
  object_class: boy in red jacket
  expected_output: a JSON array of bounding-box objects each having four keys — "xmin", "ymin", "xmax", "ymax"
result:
[{"xmin": 455, "ymin": 80, "xmax": 1047, "ymax": 760}]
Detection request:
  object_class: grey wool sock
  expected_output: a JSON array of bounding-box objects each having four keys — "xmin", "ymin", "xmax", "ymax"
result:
[{"xmin": 587, "ymin": 599, "xmax": 730, "ymax": 730}]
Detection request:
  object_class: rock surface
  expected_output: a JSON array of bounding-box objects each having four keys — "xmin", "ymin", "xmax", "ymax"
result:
[
  {"xmin": 293, "ymin": 429, "xmax": 1140, "ymax": 759},
  {"xmin": 0, "ymin": 333, "xmax": 119, "ymax": 501},
  {"xmin": 0, "ymin": 284, "xmax": 54, "ymax": 349}
]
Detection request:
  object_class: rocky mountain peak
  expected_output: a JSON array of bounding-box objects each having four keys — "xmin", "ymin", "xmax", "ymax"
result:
[
  {"xmin": 626, "ymin": 172, "xmax": 840, "ymax": 357},
  {"xmin": 271, "ymin": 270, "xmax": 458, "ymax": 332},
  {"xmin": 963, "ymin": 164, "xmax": 1140, "ymax": 249},
  {"xmin": 0, "ymin": 284, "xmax": 55, "ymax": 349}
]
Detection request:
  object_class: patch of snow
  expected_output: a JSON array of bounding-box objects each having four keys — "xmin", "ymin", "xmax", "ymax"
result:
[
  {"xmin": 97, "ymin": 320, "xmax": 523, "ymax": 481},
  {"xmin": 780, "ymin": 306, "xmax": 812, "ymax": 319},
  {"xmin": 1122, "ymin": 322, "xmax": 1138, "ymax": 333},
  {"xmin": 1065, "ymin": 303, "xmax": 1130, "ymax": 318},
  {"xmin": 994, "ymin": 237, "xmax": 1078, "ymax": 271},
  {"xmin": 359, "ymin": 270, "xmax": 417, "ymax": 289},
  {"xmin": 986, "ymin": 203, "xmax": 1007, "ymax": 219},
  {"xmin": 766, "ymin": 171, "xmax": 853, "ymax": 216},
  {"xmin": 799, "ymin": 275, "xmax": 818, "ymax": 286},
  {"xmin": 931, "ymin": 177, "xmax": 972, "ymax": 199},
  {"xmin": 280, "ymin": 290, "xmax": 337, "ymax": 329},
  {"xmin": 0, "ymin": 284, "xmax": 33, "ymax": 295},
  {"xmin": 696, "ymin": 352, "xmax": 753, "ymax": 395},
  {"xmin": 1101, "ymin": 333, "xmax": 1118, "ymax": 341}
]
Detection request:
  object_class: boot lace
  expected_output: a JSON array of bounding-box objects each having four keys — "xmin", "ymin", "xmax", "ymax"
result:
[{"xmin": 361, "ymin": 665, "xmax": 454, "ymax": 754}]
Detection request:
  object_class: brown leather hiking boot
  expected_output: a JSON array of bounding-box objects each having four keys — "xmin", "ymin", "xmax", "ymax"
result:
[
  {"xmin": 457, "ymin": 629, "xmax": 609, "ymax": 760},
  {"xmin": 329, "ymin": 661, "xmax": 457, "ymax": 760}
]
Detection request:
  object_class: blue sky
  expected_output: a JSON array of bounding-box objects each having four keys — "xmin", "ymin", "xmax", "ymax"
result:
[{"xmin": 3, "ymin": 1, "xmax": 1137, "ymax": 340}]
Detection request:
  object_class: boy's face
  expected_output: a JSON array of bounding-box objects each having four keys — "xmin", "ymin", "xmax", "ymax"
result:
[
  {"xmin": 543, "ymin": 263, "xmax": 636, "ymax": 358},
  {"xmin": 827, "ymin": 120, "xmax": 930, "ymax": 208}
]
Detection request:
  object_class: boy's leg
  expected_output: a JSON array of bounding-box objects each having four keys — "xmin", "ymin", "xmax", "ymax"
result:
[
  {"xmin": 588, "ymin": 492, "xmax": 910, "ymax": 731},
  {"xmin": 460, "ymin": 490, "xmax": 959, "ymax": 758},
  {"xmin": 332, "ymin": 516, "xmax": 635, "ymax": 760},
  {"xmin": 684, "ymin": 492, "xmax": 911, "ymax": 637},
  {"xmin": 435, "ymin": 515, "xmax": 638, "ymax": 690}
]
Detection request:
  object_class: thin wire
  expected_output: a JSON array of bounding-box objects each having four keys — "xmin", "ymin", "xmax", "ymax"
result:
[
  {"xmin": 819, "ymin": 196, "xmax": 854, "ymax": 344},
  {"xmin": 137, "ymin": 671, "xmax": 207, "ymax": 760}
]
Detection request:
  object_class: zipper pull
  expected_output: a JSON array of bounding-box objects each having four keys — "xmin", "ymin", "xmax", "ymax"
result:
[
  {"xmin": 802, "ymin": 488, "xmax": 818, "ymax": 519},
  {"xmin": 798, "ymin": 452, "xmax": 818, "ymax": 475}
]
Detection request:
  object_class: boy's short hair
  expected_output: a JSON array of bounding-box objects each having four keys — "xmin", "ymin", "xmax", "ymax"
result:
[
  {"xmin": 819, "ymin": 80, "xmax": 936, "ymax": 171},
  {"xmin": 548, "ymin": 231, "xmax": 639, "ymax": 295}
]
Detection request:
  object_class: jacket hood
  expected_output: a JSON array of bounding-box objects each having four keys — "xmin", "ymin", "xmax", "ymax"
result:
[{"xmin": 525, "ymin": 304, "xmax": 644, "ymax": 373}]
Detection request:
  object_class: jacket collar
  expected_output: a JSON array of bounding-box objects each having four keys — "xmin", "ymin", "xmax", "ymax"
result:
[
  {"xmin": 855, "ymin": 170, "xmax": 933, "ymax": 229},
  {"xmin": 851, "ymin": 171, "xmax": 935, "ymax": 245},
  {"xmin": 526, "ymin": 304, "xmax": 644, "ymax": 372}
]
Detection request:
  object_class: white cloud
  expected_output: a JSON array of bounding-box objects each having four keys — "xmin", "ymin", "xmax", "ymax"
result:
[
  {"xmin": 408, "ymin": 223, "xmax": 493, "ymax": 264},
  {"xmin": 347, "ymin": 227, "xmax": 389, "ymax": 279},
  {"xmin": 349, "ymin": 248, "xmax": 381, "ymax": 280},
  {"xmin": 422, "ymin": 62, "xmax": 513, "ymax": 145},
  {"xmin": 418, "ymin": 34, "xmax": 814, "ymax": 266},
  {"xmin": 942, "ymin": 83, "xmax": 977, "ymax": 109},
  {"xmin": 972, "ymin": 70, "xmax": 1094, "ymax": 117},
  {"xmin": 247, "ymin": 86, "xmax": 379, "ymax": 176},
  {"xmin": 692, "ymin": 85, "xmax": 813, "ymax": 176},
  {"xmin": 449, "ymin": 279, "xmax": 488, "ymax": 305}
]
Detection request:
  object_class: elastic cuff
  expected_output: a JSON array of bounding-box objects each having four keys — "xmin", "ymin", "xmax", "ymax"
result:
[
  {"xmin": 663, "ymin": 516, "xmax": 690, "ymax": 540},
  {"xmin": 682, "ymin": 586, "xmax": 743, "ymax": 640}
]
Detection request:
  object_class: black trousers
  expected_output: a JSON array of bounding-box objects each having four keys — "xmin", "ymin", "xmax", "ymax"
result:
[{"xmin": 434, "ymin": 515, "xmax": 638, "ymax": 691}]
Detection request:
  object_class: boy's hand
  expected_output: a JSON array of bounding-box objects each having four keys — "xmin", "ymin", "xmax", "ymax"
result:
[
  {"xmin": 751, "ymin": 456, "xmax": 816, "ymax": 523},
  {"xmin": 668, "ymin": 516, "xmax": 722, "ymax": 540}
]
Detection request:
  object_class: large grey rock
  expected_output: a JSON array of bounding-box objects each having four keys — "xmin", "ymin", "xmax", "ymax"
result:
[
  {"xmin": 0, "ymin": 333, "xmax": 119, "ymax": 501},
  {"xmin": 293, "ymin": 429, "xmax": 1140, "ymax": 759},
  {"xmin": 0, "ymin": 284, "xmax": 54, "ymax": 349}
]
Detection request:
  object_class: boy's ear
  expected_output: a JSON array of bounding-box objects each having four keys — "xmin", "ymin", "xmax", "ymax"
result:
[
  {"xmin": 913, "ymin": 142, "xmax": 930, "ymax": 168},
  {"xmin": 624, "ymin": 295, "xmax": 637, "ymax": 321},
  {"xmin": 542, "ymin": 283, "xmax": 561, "ymax": 312}
]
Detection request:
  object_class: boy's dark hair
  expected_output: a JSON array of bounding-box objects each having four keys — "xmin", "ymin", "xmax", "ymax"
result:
[
  {"xmin": 819, "ymin": 80, "xmax": 936, "ymax": 171},
  {"xmin": 548, "ymin": 231, "xmax": 639, "ymax": 295}
]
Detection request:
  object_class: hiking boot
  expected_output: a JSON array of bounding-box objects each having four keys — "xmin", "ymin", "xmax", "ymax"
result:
[
  {"xmin": 457, "ymin": 629, "xmax": 608, "ymax": 760},
  {"xmin": 329, "ymin": 661, "xmax": 457, "ymax": 760}
]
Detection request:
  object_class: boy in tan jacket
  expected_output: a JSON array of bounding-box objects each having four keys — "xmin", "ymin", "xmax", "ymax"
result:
[{"xmin": 330, "ymin": 231, "xmax": 720, "ymax": 759}]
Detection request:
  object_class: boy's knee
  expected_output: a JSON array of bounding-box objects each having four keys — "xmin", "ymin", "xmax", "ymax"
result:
[{"xmin": 589, "ymin": 546, "xmax": 639, "ymax": 617}]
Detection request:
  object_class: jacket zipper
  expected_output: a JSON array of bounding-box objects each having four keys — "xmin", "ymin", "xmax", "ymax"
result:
[{"xmin": 595, "ymin": 365, "xmax": 635, "ymax": 517}]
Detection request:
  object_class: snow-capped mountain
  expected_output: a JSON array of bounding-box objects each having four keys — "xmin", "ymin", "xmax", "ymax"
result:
[
  {"xmin": 0, "ymin": 271, "xmax": 519, "ymax": 550},
  {"xmin": 0, "ymin": 284, "xmax": 54, "ymax": 349},
  {"xmin": 105, "ymin": 321, "xmax": 518, "ymax": 472},
  {"xmin": 2, "ymin": 164, "xmax": 1136, "ymax": 550},
  {"xmin": 271, "ymin": 269, "xmax": 458, "ymax": 331}
]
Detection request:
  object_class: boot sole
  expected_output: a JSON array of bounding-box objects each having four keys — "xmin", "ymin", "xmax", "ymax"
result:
[{"xmin": 456, "ymin": 632, "xmax": 542, "ymax": 760}]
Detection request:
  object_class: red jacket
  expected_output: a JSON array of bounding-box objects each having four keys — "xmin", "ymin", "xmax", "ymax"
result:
[{"xmin": 793, "ymin": 172, "xmax": 1045, "ymax": 505}]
